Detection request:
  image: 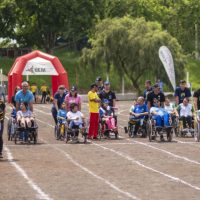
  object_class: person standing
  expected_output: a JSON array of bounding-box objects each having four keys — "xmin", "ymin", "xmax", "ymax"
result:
[
  {"xmin": 99, "ymin": 81, "xmax": 116, "ymax": 108},
  {"xmin": 0, "ymin": 96, "xmax": 6, "ymax": 158},
  {"xmin": 15, "ymin": 81, "xmax": 34, "ymax": 112},
  {"xmin": 174, "ymin": 80, "xmax": 191, "ymax": 105},
  {"xmin": 40, "ymin": 83, "xmax": 48, "ymax": 104},
  {"xmin": 96, "ymin": 77, "xmax": 104, "ymax": 95},
  {"xmin": 30, "ymin": 83, "xmax": 38, "ymax": 103},
  {"xmin": 143, "ymin": 80, "xmax": 153, "ymax": 104},
  {"xmin": 65, "ymin": 86, "xmax": 81, "ymax": 111},
  {"xmin": 147, "ymin": 83, "xmax": 165, "ymax": 110},
  {"xmin": 156, "ymin": 79, "xmax": 164, "ymax": 92},
  {"xmin": 0, "ymin": 83, "xmax": 6, "ymax": 103},
  {"xmin": 51, "ymin": 85, "xmax": 67, "ymax": 124},
  {"xmin": 193, "ymin": 88, "xmax": 200, "ymax": 111},
  {"xmin": 88, "ymin": 83, "xmax": 101, "ymax": 139}
]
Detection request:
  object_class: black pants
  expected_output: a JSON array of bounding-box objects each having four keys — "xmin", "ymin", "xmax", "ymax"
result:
[
  {"xmin": 41, "ymin": 92, "xmax": 47, "ymax": 103},
  {"xmin": 180, "ymin": 116, "xmax": 192, "ymax": 128},
  {"xmin": 0, "ymin": 121, "xmax": 4, "ymax": 154},
  {"xmin": 51, "ymin": 107, "xmax": 58, "ymax": 125},
  {"xmin": 33, "ymin": 92, "xmax": 36, "ymax": 103}
]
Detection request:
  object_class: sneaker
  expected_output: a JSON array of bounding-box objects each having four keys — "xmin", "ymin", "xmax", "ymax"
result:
[{"xmin": 0, "ymin": 153, "xmax": 3, "ymax": 158}]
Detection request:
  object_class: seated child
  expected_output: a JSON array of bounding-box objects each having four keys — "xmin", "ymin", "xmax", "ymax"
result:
[
  {"xmin": 129, "ymin": 97, "xmax": 148, "ymax": 135},
  {"xmin": 17, "ymin": 102, "xmax": 34, "ymax": 128},
  {"xmin": 150, "ymin": 99, "xmax": 171, "ymax": 127},
  {"xmin": 177, "ymin": 98, "xmax": 194, "ymax": 130},
  {"xmin": 57, "ymin": 102, "xmax": 68, "ymax": 126},
  {"xmin": 99, "ymin": 99, "xmax": 117, "ymax": 132},
  {"xmin": 67, "ymin": 103, "xmax": 85, "ymax": 131}
]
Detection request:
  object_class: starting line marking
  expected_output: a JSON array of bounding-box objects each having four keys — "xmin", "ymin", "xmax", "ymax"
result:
[{"xmin": 4, "ymin": 146, "xmax": 53, "ymax": 200}]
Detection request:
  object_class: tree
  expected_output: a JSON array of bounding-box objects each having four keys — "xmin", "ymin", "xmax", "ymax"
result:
[
  {"xmin": 0, "ymin": 0, "xmax": 17, "ymax": 38},
  {"xmin": 81, "ymin": 17, "xmax": 185, "ymax": 94}
]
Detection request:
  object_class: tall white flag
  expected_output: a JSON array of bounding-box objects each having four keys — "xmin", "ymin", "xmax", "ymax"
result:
[{"xmin": 159, "ymin": 46, "xmax": 176, "ymax": 90}]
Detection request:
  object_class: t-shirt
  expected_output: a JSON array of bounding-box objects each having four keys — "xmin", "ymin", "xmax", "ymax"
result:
[
  {"xmin": 150, "ymin": 107, "xmax": 168, "ymax": 116},
  {"xmin": 53, "ymin": 92, "xmax": 67, "ymax": 109},
  {"xmin": 147, "ymin": 91, "xmax": 165, "ymax": 108},
  {"xmin": 65, "ymin": 94, "xmax": 81, "ymax": 110},
  {"xmin": 99, "ymin": 106, "xmax": 112, "ymax": 118},
  {"xmin": 143, "ymin": 87, "xmax": 153, "ymax": 102},
  {"xmin": 174, "ymin": 87, "xmax": 191, "ymax": 104},
  {"xmin": 15, "ymin": 90, "xmax": 34, "ymax": 104},
  {"xmin": 177, "ymin": 103, "xmax": 193, "ymax": 117},
  {"xmin": 67, "ymin": 111, "xmax": 83, "ymax": 123},
  {"xmin": 40, "ymin": 85, "xmax": 48, "ymax": 92},
  {"xmin": 133, "ymin": 104, "xmax": 148, "ymax": 119},
  {"xmin": 88, "ymin": 91, "xmax": 100, "ymax": 113},
  {"xmin": 17, "ymin": 110, "xmax": 32, "ymax": 118},
  {"xmin": 30, "ymin": 86, "xmax": 37, "ymax": 93},
  {"xmin": 193, "ymin": 89, "xmax": 200, "ymax": 110},
  {"xmin": 129, "ymin": 105, "xmax": 135, "ymax": 113},
  {"xmin": 99, "ymin": 90, "xmax": 116, "ymax": 107},
  {"xmin": 57, "ymin": 109, "xmax": 67, "ymax": 119},
  {"xmin": 164, "ymin": 104, "xmax": 174, "ymax": 114}
]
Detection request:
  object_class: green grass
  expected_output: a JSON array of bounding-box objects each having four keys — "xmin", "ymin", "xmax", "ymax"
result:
[{"xmin": 186, "ymin": 59, "xmax": 200, "ymax": 91}]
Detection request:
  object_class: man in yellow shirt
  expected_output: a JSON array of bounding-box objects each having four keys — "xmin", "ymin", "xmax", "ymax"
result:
[
  {"xmin": 30, "ymin": 83, "xmax": 38, "ymax": 103},
  {"xmin": 88, "ymin": 83, "xmax": 101, "ymax": 139},
  {"xmin": 40, "ymin": 83, "xmax": 48, "ymax": 104}
]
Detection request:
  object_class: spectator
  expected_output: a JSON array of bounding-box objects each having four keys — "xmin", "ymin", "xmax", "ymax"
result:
[
  {"xmin": 156, "ymin": 79, "xmax": 164, "ymax": 92},
  {"xmin": 96, "ymin": 76, "xmax": 104, "ymax": 95},
  {"xmin": 65, "ymin": 86, "xmax": 81, "ymax": 111},
  {"xmin": 30, "ymin": 83, "xmax": 38, "ymax": 103},
  {"xmin": 40, "ymin": 83, "xmax": 48, "ymax": 104},
  {"xmin": 11, "ymin": 86, "xmax": 21, "ymax": 108},
  {"xmin": 143, "ymin": 80, "xmax": 153, "ymax": 104},
  {"xmin": 174, "ymin": 80, "xmax": 191, "ymax": 105}
]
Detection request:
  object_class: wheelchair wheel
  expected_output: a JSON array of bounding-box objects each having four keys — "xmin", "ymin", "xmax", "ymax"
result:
[
  {"xmin": 128, "ymin": 124, "xmax": 135, "ymax": 138},
  {"xmin": 167, "ymin": 130, "xmax": 173, "ymax": 142},
  {"xmin": 33, "ymin": 129, "xmax": 38, "ymax": 144},
  {"xmin": 194, "ymin": 122, "xmax": 200, "ymax": 142},
  {"xmin": 55, "ymin": 125, "xmax": 61, "ymax": 140},
  {"xmin": 98, "ymin": 123, "xmax": 103, "ymax": 140},
  {"xmin": 7, "ymin": 119, "xmax": 12, "ymax": 141},
  {"xmin": 14, "ymin": 131, "xmax": 19, "ymax": 144}
]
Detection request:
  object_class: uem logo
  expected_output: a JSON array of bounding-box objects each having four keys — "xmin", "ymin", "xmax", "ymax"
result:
[{"xmin": 26, "ymin": 66, "xmax": 34, "ymax": 73}]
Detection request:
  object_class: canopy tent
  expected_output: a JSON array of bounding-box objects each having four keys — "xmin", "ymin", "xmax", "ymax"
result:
[{"xmin": 8, "ymin": 50, "xmax": 69, "ymax": 102}]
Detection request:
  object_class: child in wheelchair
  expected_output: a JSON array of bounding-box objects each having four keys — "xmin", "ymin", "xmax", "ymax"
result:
[
  {"xmin": 57, "ymin": 102, "xmax": 68, "ymax": 128},
  {"xmin": 17, "ymin": 102, "xmax": 35, "ymax": 128},
  {"xmin": 67, "ymin": 103, "xmax": 85, "ymax": 142},
  {"xmin": 125, "ymin": 97, "xmax": 148, "ymax": 137},
  {"xmin": 177, "ymin": 98, "xmax": 194, "ymax": 135},
  {"xmin": 150, "ymin": 99, "xmax": 172, "ymax": 141},
  {"xmin": 99, "ymin": 99, "xmax": 118, "ymax": 138}
]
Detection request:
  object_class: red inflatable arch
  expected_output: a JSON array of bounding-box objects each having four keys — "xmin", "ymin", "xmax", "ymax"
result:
[{"xmin": 8, "ymin": 50, "xmax": 69, "ymax": 102}]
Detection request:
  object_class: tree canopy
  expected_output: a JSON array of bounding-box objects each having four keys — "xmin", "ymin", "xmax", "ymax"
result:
[{"xmin": 81, "ymin": 17, "xmax": 185, "ymax": 93}]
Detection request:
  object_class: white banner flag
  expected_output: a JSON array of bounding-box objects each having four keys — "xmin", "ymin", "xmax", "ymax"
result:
[{"xmin": 159, "ymin": 46, "xmax": 176, "ymax": 90}]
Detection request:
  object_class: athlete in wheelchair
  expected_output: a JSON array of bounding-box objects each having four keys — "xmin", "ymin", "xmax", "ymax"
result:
[
  {"xmin": 148, "ymin": 99, "xmax": 173, "ymax": 142},
  {"xmin": 99, "ymin": 99, "xmax": 118, "ymax": 139},
  {"xmin": 164, "ymin": 98, "xmax": 179, "ymax": 136},
  {"xmin": 55, "ymin": 102, "xmax": 68, "ymax": 140},
  {"xmin": 66, "ymin": 103, "xmax": 87, "ymax": 143},
  {"xmin": 14, "ymin": 102, "xmax": 38, "ymax": 144},
  {"xmin": 177, "ymin": 98, "xmax": 195, "ymax": 137},
  {"xmin": 124, "ymin": 97, "xmax": 148, "ymax": 138}
]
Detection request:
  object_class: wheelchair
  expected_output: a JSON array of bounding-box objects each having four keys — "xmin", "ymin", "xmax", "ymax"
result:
[
  {"xmin": 54, "ymin": 117, "xmax": 67, "ymax": 141},
  {"xmin": 177, "ymin": 116, "xmax": 195, "ymax": 138},
  {"xmin": 98, "ymin": 118, "xmax": 118, "ymax": 139},
  {"xmin": 124, "ymin": 118, "xmax": 147, "ymax": 138},
  {"xmin": 147, "ymin": 116, "xmax": 173, "ymax": 142},
  {"xmin": 65, "ymin": 120, "xmax": 88, "ymax": 144},
  {"xmin": 13, "ymin": 120, "xmax": 38, "ymax": 144}
]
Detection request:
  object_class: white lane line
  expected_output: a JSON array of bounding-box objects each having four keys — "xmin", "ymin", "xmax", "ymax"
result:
[
  {"xmin": 39, "ymin": 138, "xmax": 140, "ymax": 200},
  {"xmin": 34, "ymin": 108, "xmax": 52, "ymax": 116},
  {"xmin": 130, "ymin": 140, "xmax": 200, "ymax": 166},
  {"xmin": 4, "ymin": 146, "xmax": 53, "ymax": 200},
  {"xmin": 92, "ymin": 142, "xmax": 200, "ymax": 191},
  {"xmin": 35, "ymin": 117, "xmax": 200, "ymax": 191}
]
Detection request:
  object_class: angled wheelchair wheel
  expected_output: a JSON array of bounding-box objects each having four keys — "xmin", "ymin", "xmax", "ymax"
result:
[
  {"xmin": 194, "ymin": 122, "xmax": 200, "ymax": 142},
  {"xmin": 7, "ymin": 119, "xmax": 12, "ymax": 141},
  {"xmin": 167, "ymin": 130, "xmax": 173, "ymax": 142},
  {"xmin": 33, "ymin": 129, "xmax": 38, "ymax": 144}
]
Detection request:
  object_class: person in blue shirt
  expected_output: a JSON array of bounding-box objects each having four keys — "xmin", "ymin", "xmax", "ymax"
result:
[
  {"xmin": 150, "ymin": 99, "xmax": 171, "ymax": 127},
  {"xmin": 15, "ymin": 81, "xmax": 34, "ymax": 112},
  {"xmin": 57, "ymin": 102, "xmax": 68, "ymax": 126},
  {"xmin": 174, "ymin": 80, "xmax": 191, "ymax": 105},
  {"xmin": 129, "ymin": 97, "xmax": 148, "ymax": 135},
  {"xmin": 51, "ymin": 85, "xmax": 67, "ymax": 124}
]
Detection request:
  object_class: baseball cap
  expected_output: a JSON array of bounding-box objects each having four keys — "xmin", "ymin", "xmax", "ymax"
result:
[
  {"xmin": 104, "ymin": 81, "xmax": 110, "ymax": 85},
  {"xmin": 96, "ymin": 76, "xmax": 102, "ymax": 82},
  {"xmin": 90, "ymin": 83, "xmax": 98, "ymax": 89},
  {"xmin": 70, "ymin": 86, "xmax": 77, "ymax": 92}
]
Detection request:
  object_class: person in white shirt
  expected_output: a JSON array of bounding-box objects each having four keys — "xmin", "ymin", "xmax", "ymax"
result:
[
  {"xmin": 17, "ymin": 102, "xmax": 34, "ymax": 128},
  {"xmin": 67, "ymin": 103, "xmax": 85, "ymax": 130},
  {"xmin": 177, "ymin": 98, "xmax": 194, "ymax": 129}
]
